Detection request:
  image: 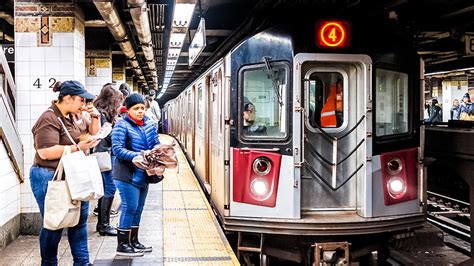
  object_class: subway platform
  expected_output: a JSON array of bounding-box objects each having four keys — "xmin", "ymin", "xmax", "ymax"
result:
[{"xmin": 0, "ymin": 134, "xmax": 238, "ymax": 265}]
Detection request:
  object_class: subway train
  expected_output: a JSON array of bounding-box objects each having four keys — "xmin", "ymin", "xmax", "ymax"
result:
[{"xmin": 162, "ymin": 11, "xmax": 425, "ymax": 265}]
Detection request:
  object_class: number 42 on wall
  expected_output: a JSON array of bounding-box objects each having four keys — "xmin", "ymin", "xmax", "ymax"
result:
[{"xmin": 33, "ymin": 78, "xmax": 57, "ymax": 89}]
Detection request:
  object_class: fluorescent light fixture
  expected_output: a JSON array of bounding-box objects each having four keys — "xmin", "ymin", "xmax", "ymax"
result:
[
  {"xmin": 169, "ymin": 32, "xmax": 186, "ymax": 47},
  {"xmin": 167, "ymin": 59, "xmax": 177, "ymax": 65},
  {"xmin": 172, "ymin": 3, "xmax": 195, "ymax": 28},
  {"xmin": 168, "ymin": 48, "xmax": 181, "ymax": 57}
]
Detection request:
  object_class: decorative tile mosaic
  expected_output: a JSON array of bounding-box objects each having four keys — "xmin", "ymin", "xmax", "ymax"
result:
[
  {"xmin": 14, "ymin": 17, "xmax": 39, "ymax": 33},
  {"xmin": 15, "ymin": 3, "xmax": 74, "ymax": 17},
  {"xmin": 85, "ymin": 50, "xmax": 111, "ymax": 58},
  {"xmin": 51, "ymin": 17, "xmax": 74, "ymax": 33},
  {"xmin": 39, "ymin": 15, "xmax": 51, "ymax": 46}
]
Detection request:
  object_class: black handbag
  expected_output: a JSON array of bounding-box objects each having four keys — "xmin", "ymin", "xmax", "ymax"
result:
[{"xmin": 147, "ymin": 175, "xmax": 164, "ymax": 184}]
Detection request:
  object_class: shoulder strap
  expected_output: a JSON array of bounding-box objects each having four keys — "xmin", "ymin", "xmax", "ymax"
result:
[
  {"xmin": 47, "ymin": 108, "xmax": 77, "ymax": 146},
  {"xmin": 52, "ymin": 145, "xmax": 71, "ymax": 181}
]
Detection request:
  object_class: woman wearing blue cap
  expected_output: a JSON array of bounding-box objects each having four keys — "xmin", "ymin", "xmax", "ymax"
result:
[
  {"xmin": 30, "ymin": 80, "xmax": 101, "ymax": 265},
  {"xmin": 111, "ymin": 93, "xmax": 160, "ymax": 256}
]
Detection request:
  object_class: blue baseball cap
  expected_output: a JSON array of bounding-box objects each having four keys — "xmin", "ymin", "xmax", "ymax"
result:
[{"xmin": 60, "ymin": 80, "xmax": 95, "ymax": 100}]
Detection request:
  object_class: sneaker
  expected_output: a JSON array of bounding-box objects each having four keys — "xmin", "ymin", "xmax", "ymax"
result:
[
  {"xmin": 110, "ymin": 209, "xmax": 119, "ymax": 218},
  {"xmin": 93, "ymin": 206, "xmax": 99, "ymax": 216}
]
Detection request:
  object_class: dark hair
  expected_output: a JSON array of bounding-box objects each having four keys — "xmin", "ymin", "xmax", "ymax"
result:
[
  {"xmin": 53, "ymin": 81, "xmax": 66, "ymax": 102},
  {"xmin": 119, "ymin": 83, "xmax": 131, "ymax": 97},
  {"xmin": 93, "ymin": 84, "xmax": 122, "ymax": 123}
]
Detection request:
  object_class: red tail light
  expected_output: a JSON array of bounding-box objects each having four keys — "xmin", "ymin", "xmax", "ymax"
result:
[
  {"xmin": 233, "ymin": 149, "xmax": 282, "ymax": 207},
  {"xmin": 381, "ymin": 148, "xmax": 418, "ymax": 205}
]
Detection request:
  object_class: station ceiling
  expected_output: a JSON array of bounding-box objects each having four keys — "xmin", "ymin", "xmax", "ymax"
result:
[{"xmin": 1, "ymin": 1, "xmax": 474, "ymax": 104}]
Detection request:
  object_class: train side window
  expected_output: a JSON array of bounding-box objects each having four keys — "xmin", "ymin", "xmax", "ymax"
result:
[
  {"xmin": 240, "ymin": 62, "xmax": 289, "ymax": 139},
  {"xmin": 307, "ymin": 72, "xmax": 344, "ymax": 128},
  {"xmin": 375, "ymin": 69, "xmax": 409, "ymax": 136}
]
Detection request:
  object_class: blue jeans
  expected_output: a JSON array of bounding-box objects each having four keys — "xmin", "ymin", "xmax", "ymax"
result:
[
  {"xmin": 114, "ymin": 179, "xmax": 148, "ymax": 229},
  {"xmin": 30, "ymin": 166, "xmax": 90, "ymax": 266},
  {"xmin": 102, "ymin": 156, "xmax": 117, "ymax": 198}
]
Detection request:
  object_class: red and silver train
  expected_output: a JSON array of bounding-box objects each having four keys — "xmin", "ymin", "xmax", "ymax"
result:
[{"xmin": 163, "ymin": 11, "xmax": 425, "ymax": 265}]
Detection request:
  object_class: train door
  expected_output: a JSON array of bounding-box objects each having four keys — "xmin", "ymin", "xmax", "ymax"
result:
[
  {"xmin": 195, "ymin": 78, "xmax": 210, "ymax": 189},
  {"xmin": 211, "ymin": 68, "xmax": 225, "ymax": 207},
  {"xmin": 294, "ymin": 54, "xmax": 371, "ymax": 214}
]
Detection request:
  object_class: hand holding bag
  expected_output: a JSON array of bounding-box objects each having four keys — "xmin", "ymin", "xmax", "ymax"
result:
[
  {"xmin": 43, "ymin": 146, "xmax": 81, "ymax": 230},
  {"xmin": 56, "ymin": 117, "xmax": 104, "ymax": 201}
]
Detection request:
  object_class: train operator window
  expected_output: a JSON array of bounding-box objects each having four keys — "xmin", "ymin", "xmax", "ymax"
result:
[
  {"xmin": 307, "ymin": 72, "xmax": 344, "ymax": 128},
  {"xmin": 240, "ymin": 62, "xmax": 289, "ymax": 139},
  {"xmin": 375, "ymin": 69, "xmax": 409, "ymax": 136}
]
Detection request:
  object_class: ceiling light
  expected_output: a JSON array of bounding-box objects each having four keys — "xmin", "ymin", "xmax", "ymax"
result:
[
  {"xmin": 172, "ymin": 3, "xmax": 195, "ymax": 28},
  {"xmin": 169, "ymin": 33, "xmax": 186, "ymax": 47}
]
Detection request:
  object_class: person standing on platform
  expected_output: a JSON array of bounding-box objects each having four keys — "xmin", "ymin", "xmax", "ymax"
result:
[
  {"xmin": 460, "ymin": 93, "xmax": 474, "ymax": 120},
  {"xmin": 145, "ymin": 90, "xmax": 161, "ymax": 123},
  {"xmin": 450, "ymin": 99, "xmax": 461, "ymax": 120},
  {"xmin": 30, "ymin": 80, "xmax": 101, "ymax": 265},
  {"xmin": 92, "ymin": 84, "xmax": 123, "ymax": 236},
  {"xmin": 118, "ymin": 83, "xmax": 131, "ymax": 117},
  {"xmin": 426, "ymin": 98, "xmax": 442, "ymax": 122},
  {"xmin": 112, "ymin": 93, "xmax": 160, "ymax": 256}
]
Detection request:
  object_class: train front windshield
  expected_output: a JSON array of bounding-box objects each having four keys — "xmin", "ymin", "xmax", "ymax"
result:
[{"xmin": 240, "ymin": 62, "xmax": 289, "ymax": 139}]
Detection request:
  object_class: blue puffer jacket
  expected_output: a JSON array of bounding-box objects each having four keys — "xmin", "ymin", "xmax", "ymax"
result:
[{"xmin": 112, "ymin": 114, "xmax": 159, "ymax": 188}]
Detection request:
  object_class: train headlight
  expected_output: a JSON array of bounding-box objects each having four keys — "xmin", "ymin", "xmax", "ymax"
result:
[
  {"xmin": 386, "ymin": 157, "xmax": 403, "ymax": 175},
  {"xmin": 387, "ymin": 176, "xmax": 406, "ymax": 199},
  {"xmin": 252, "ymin": 157, "xmax": 272, "ymax": 176},
  {"xmin": 250, "ymin": 178, "xmax": 269, "ymax": 197}
]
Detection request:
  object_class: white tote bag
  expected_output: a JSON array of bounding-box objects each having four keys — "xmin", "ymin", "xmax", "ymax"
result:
[
  {"xmin": 44, "ymin": 146, "xmax": 81, "ymax": 230},
  {"xmin": 57, "ymin": 117, "xmax": 104, "ymax": 201}
]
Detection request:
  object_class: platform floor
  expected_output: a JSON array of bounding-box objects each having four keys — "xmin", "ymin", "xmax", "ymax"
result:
[{"xmin": 0, "ymin": 134, "xmax": 238, "ymax": 265}]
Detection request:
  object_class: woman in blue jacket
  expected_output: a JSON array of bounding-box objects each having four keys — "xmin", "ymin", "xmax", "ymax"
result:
[{"xmin": 111, "ymin": 93, "xmax": 159, "ymax": 256}]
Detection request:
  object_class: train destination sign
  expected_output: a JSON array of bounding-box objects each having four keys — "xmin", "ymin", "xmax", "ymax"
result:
[{"xmin": 317, "ymin": 21, "xmax": 350, "ymax": 48}]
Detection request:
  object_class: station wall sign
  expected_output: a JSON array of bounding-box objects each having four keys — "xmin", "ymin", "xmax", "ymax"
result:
[
  {"xmin": 189, "ymin": 18, "xmax": 206, "ymax": 66},
  {"xmin": 466, "ymin": 35, "xmax": 474, "ymax": 55},
  {"xmin": 2, "ymin": 44, "xmax": 14, "ymax": 62}
]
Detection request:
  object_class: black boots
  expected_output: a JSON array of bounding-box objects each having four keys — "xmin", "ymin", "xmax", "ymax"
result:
[
  {"xmin": 116, "ymin": 229, "xmax": 144, "ymax": 257},
  {"xmin": 96, "ymin": 197, "xmax": 117, "ymax": 236},
  {"xmin": 131, "ymin": 226, "xmax": 153, "ymax": 252}
]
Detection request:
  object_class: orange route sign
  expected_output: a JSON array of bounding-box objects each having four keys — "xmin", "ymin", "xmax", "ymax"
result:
[{"xmin": 317, "ymin": 21, "xmax": 350, "ymax": 48}]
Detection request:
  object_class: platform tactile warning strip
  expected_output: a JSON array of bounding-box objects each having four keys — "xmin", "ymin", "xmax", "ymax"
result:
[{"xmin": 160, "ymin": 134, "xmax": 239, "ymax": 266}]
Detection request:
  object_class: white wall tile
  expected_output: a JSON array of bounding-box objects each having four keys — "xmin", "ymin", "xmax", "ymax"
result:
[
  {"xmin": 44, "ymin": 61, "xmax": 61, "ymax": 76},
  {"xmin": 20, "ymin": 134, "xmax": 32, "ymax": 150},
  {"xmin": 17, "ymin": 120, "xmax": 30, "ymax": 135},
  {"xmin": 24, "ymin": 149, "xmax": 33, "ymax": 165},
  {"xmin": 45, "ymin": 47, "xmax": 61, "ymax": 62},
  {"xmin": 31, "ymin": 105, "xmax": 45, "ymax": 121},
  {"xmin": 16, "ymin": 90, "xmax": 31, "ymax": 106},
  {"xmin": 16, "ymin": 105, "xmax": 30, "ymax": 120},
  {"xmin": 60, "ymin": 61, "xmax": 74, "ymax": 76},
  {"xmin": 21, "ymin": 179, "xmax": 32, "ymax": 194},
  {"xmin": 0, "ymin": 160, "xmax": 14, "ymax": 180},
  {"xmin": 15, "ymin": 47, "xmax": 30, "ymax": 62},
  {"xmin": 20, "ymin": 193, "xmax": 32, "ymax": 210},
  {"xmin": 15, "ymin": 77, "xmax": 31, "ymax": 92},
  {"xmin": 57, "ymin": 32, "xmax": 74, "ymax": 47},
  {"xmin": 60, "ymin": 47, "xmax": 74, "ymax": 61},
  {"xmin": 30, "ymin": 61, "xmax": 45, "ymax": 77},
  {"xmin": 23, "ymin": 163, "xmax": 32, "ymax": 179},
  {"xmin": 29, "ymin": 47, "xmax": 45, "ymax": 62},
  {"xmin": 30, "ymin": 90, "xmax": 46, "ymax": 106},
  {"xmin": 15, "ymin": 62, "xmax": 30, "ymax": 77},
  {"xmin": 15, "ymin": 33, "xmax": 31, "ymax": 47}
]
